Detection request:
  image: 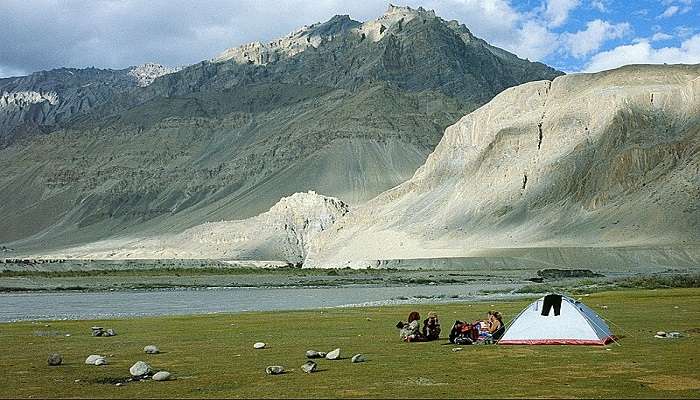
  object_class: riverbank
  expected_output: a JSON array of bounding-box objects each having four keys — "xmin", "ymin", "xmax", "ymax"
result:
[
  {"xmin": 2, "ymin": 256, "xmax": 696, "ymax": 293},
  {"xmin": 1, "ymin": 288, "xmax": 698, "ymax": 398}
]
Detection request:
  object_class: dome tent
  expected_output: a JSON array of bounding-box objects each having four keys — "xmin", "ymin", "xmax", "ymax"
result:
[{"xmin": 498, "ymin": 294, "xmax": 615, "ymax": 345}]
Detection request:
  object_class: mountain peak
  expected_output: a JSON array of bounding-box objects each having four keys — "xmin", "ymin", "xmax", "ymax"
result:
[
  {"xmin": 385, "ymin": 4, "xmax": 435, "ymax": 18},
  {"xmin": 128, "ymin": 63, "xmax": 180, "ymax": 87},
  {"xmin": 214, "ymin": 14, "xmax": 360, "ymax": 64},
  {"xmin": 354, "ymin": 4, "xmax": 437, "ymax": 42}
]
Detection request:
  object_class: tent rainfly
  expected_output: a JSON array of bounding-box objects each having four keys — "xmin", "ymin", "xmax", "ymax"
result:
[{"xmin": 498, "ymin": 294, "xmax": 615, "ymax": 345}]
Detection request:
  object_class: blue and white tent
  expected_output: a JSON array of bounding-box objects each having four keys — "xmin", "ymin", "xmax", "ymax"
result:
[{"xmin": 499, "ymin": 294, "xmax": 615, "ymax": 345}]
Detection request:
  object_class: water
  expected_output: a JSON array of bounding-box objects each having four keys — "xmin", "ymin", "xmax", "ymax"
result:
[{"xmin": 0, "ymin": 283, "xmax": 519, "ymax": 322}]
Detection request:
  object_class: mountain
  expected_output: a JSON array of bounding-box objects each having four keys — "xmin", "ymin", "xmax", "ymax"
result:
[
  {"xmin": 39, "ymin": 191, "xmax": 348, "ymax": 264},
  {"xmin": 0, "ymin": 63, "xmax": 182, "ymax": 147},
  {"xmin": 0, "ymin": 5, "xmax": 561, "ymax": 253},
  {"xmin": 303, "ymin": 64, "xmax": 700, "ymax": 269}
]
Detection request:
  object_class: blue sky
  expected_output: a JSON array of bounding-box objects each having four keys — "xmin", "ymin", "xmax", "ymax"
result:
[{"xmin": 1, "ymin": 0, "xmax": 698, "ymax": 77}]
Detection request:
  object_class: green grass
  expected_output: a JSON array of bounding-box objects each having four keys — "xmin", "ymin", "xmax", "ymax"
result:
[
  {"xmin": 613, "ymin": 274, "xmax": 700, "ymax": 289},
  {"xmin": 513, "ymin": 274, "xmax": 700, "ymax": 296},
  {"xmin": 1, "ymin": 288, "xmax": 699, "ymax": 398}
]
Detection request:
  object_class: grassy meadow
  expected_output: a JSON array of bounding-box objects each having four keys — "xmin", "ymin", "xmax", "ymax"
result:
[{"xmin": 1, "ymin": 288, "xmax": 699, "ymax": 398}]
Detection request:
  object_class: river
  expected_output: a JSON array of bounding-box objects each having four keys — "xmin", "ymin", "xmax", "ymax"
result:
[{"xmin": 0, "ymin": 283, "xmax": 522, "ymax": 322}]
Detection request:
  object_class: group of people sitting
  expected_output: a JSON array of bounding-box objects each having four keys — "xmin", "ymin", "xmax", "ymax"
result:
[
  {"xmin": 396, "ymin": 310, "xmax": 505, "ymax": 344},
  {"xmin": 396, "ymin": 311, "xmax": 442, "ymax": 342}
]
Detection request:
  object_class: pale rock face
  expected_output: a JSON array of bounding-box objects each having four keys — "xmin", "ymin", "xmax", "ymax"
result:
[
  {"xmin": 214, "ymin": 15, "xmax": 359, "ymax": 64},
  {"xmin": 128, "ymin": 63, "xmax": 180, "ymax": 87},
  {"xmin": 0, "ymin": 90, "xmax": 59, "ymax": 111},
  {"xmin": 354, "ymin": 4, "xmax": 436, "ymax": 42},
  {"xmin": 212, "ymin": 5, "xmax": 437, "ymax": 64},
  {"xmin": 46, "ymin": 191, "xmax": 350, "ymax": 263},
  {"xmin": 304, "ymin": 64, "xmax": 700, "ymax": 268}
]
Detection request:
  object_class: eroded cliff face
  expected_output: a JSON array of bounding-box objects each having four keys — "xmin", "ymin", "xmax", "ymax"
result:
[
  {"xmin": 304, "ymin": 64, "xmax": 700, "ymax": 268},
  {"xmin": 127, "ymin": 63, "xmax": 181, "ymax": 87},
  {"xmin": 42, "ymin": 191, "xmax": 349, "ymax": 264},
  {"xmin": 214, "ymin": 15, "xmax": 360, "ymax": 64}
]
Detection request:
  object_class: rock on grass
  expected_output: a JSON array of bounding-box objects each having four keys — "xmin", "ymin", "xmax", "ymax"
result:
[
  {"xmin": 301, "ymin": 361, "xmax": 317, "ymax": 373},
  {"xmin": 153, "ymin": 371, "xmax": 171, "ymax": 381},
  {"xmin": 325, "ymin": 348, "xmax": 340, "ymax": 360},
  {"xmin": 144, "ymin": 345, "xmax": 160, "ymax": 354},
  {"xmin": 47, "ymin": 353, "xmax": 62, "ymax": 366},
  {"xmin": 265, "ymin": 366, "xmax": 284, "ymax": 375},
  {"xmin": 130, "ymin": 361, "xmax": 152, "ymax": 377}
]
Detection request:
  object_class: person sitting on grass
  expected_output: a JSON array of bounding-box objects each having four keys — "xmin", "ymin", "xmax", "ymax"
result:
[
  {"xmin": 449, "ymin": 320, "xmax": 478, "ymax": 344},
  {"xmin": 478, "ymin": 311, "xmax": 505, "ymax": 342},
  {"xmin": 488, "ymin": 311, "xmax": 505, "ymax": 340},
  {"xmin": 396, "ymin": 311, "xmax": 424, "ymax": 342},
  {"xmin": 422, "ymin": 311, "xmax": 441, "ymax": 341}
]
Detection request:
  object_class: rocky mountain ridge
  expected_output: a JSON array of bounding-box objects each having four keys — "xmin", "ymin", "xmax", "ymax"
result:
[
  {"xmin": 0, "ymin": 5, "xmax": 562, "ymax": 253},
  {"xmin": 127, "ymin": 63, "xmax": 181, "ymax": 87}
]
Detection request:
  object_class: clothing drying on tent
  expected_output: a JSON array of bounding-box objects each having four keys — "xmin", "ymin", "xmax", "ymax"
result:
[{"xmin": 498, "ymin": 294, "xmax": 615, "ymax": 345}]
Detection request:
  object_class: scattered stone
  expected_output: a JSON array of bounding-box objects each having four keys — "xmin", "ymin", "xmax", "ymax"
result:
[
  {"xmin": 65, "ymin": 334, "xmax": 71, "ymax": 337},
  {"xmin": 265, "ymin": 366, "xmax": 285, "ymax": 375},
  {"xmin": 144, "ymin": 345, "xmax": 160, "ymax": 354},
  {"xmin": 74, "ymin": 379, "xmax": 80, "ymax": 383},
  {"xmin": 326, "ymin": 348, "xmax": 340, "ymax": 360},
  {"xmin": 668, "ymin": 331, "xmax": 682, "ymax": 338},
  {"xmin": 351, "ymin": 354, "xmax": 366, "ymax": 363},
  {"xmin": 305, "ymin": 350, "xmax": 325, "ymax": 358},
  {"xmin": 47, "ymin": 353, "xmax": 63, "ymax": 366},
  {"xmin": 85, "ymin": 355, "xmax": 107, "ymax": 365},
  {"xmin": 115, "ymin": 383, "xmax": 123, "ymax": 387},
  {"xmin": 452, "ymin": 348, "xmax": 463, "ymax": 352},
  {"xmin": 129, "ymin": 361, "xmax": 152, "ymax": 377},
  {"xmin": 655, "ymin": 331, "xmax": 667, "ymax": 338},
  {"xmin": 91, "ymin": 326, "xmax": 116, "ymax": 337},
  {"xmin": 254, "ymin": 342, "xmax": 266, "ymax": 349},
  {"xmin": 152, "ymin": 371, "xmax": 171, "ymax": 381},
  {"xmin": 301, "ymin": 361, "xmax": 317, "ymax": 373}
]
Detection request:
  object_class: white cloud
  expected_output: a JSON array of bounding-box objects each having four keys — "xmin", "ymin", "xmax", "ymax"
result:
[
  {"xmin": 658, "ymin": 1, "xmax": 693, "ymax": 18},
  {"xmin": 544, "ymin": 0, "xmax": 581, "ymax": 27},
  {"xmin": 0, "ymin": 0, "xmax": 386, "ymax": 77},
  {"xmin": 662, "ymin": 0, "xmax": 693, "ymax": 5},
  {"xmin": 0, "ymin": 65, "xmax": 27, "ymax": 78},
  {"xmin": 660, "ymin": 5, "xmax": 680, "ymax": 17},
  {"xmin": 674, "ymin": 25, "xmax": 697, "ymax": 38},
  {"xmin": 407, "ymin": 0, "xmax": 561, "ymax": 61},
  {"xmin": 651, "ymin": 32, "xmax": 673, "ymax": 41},
  {"xmin": 564, "ymin": 19, "xmax": 631, "ymax": 57},
  {"xmin": 509, "ymin": 20, "xmax": 562, "ymax": 61},
  {"xmin": 590, "ymin": 0, "xmax": 608, "ymax": 12},
  {"xmin": 583, "ymin": 33, "xmax": 700, "ymax": 72}
]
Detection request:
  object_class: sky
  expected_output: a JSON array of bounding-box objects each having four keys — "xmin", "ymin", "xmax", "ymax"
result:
[{"xmin": 1, "ymin": 0, "xmax": 699, "ymax": 78}]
